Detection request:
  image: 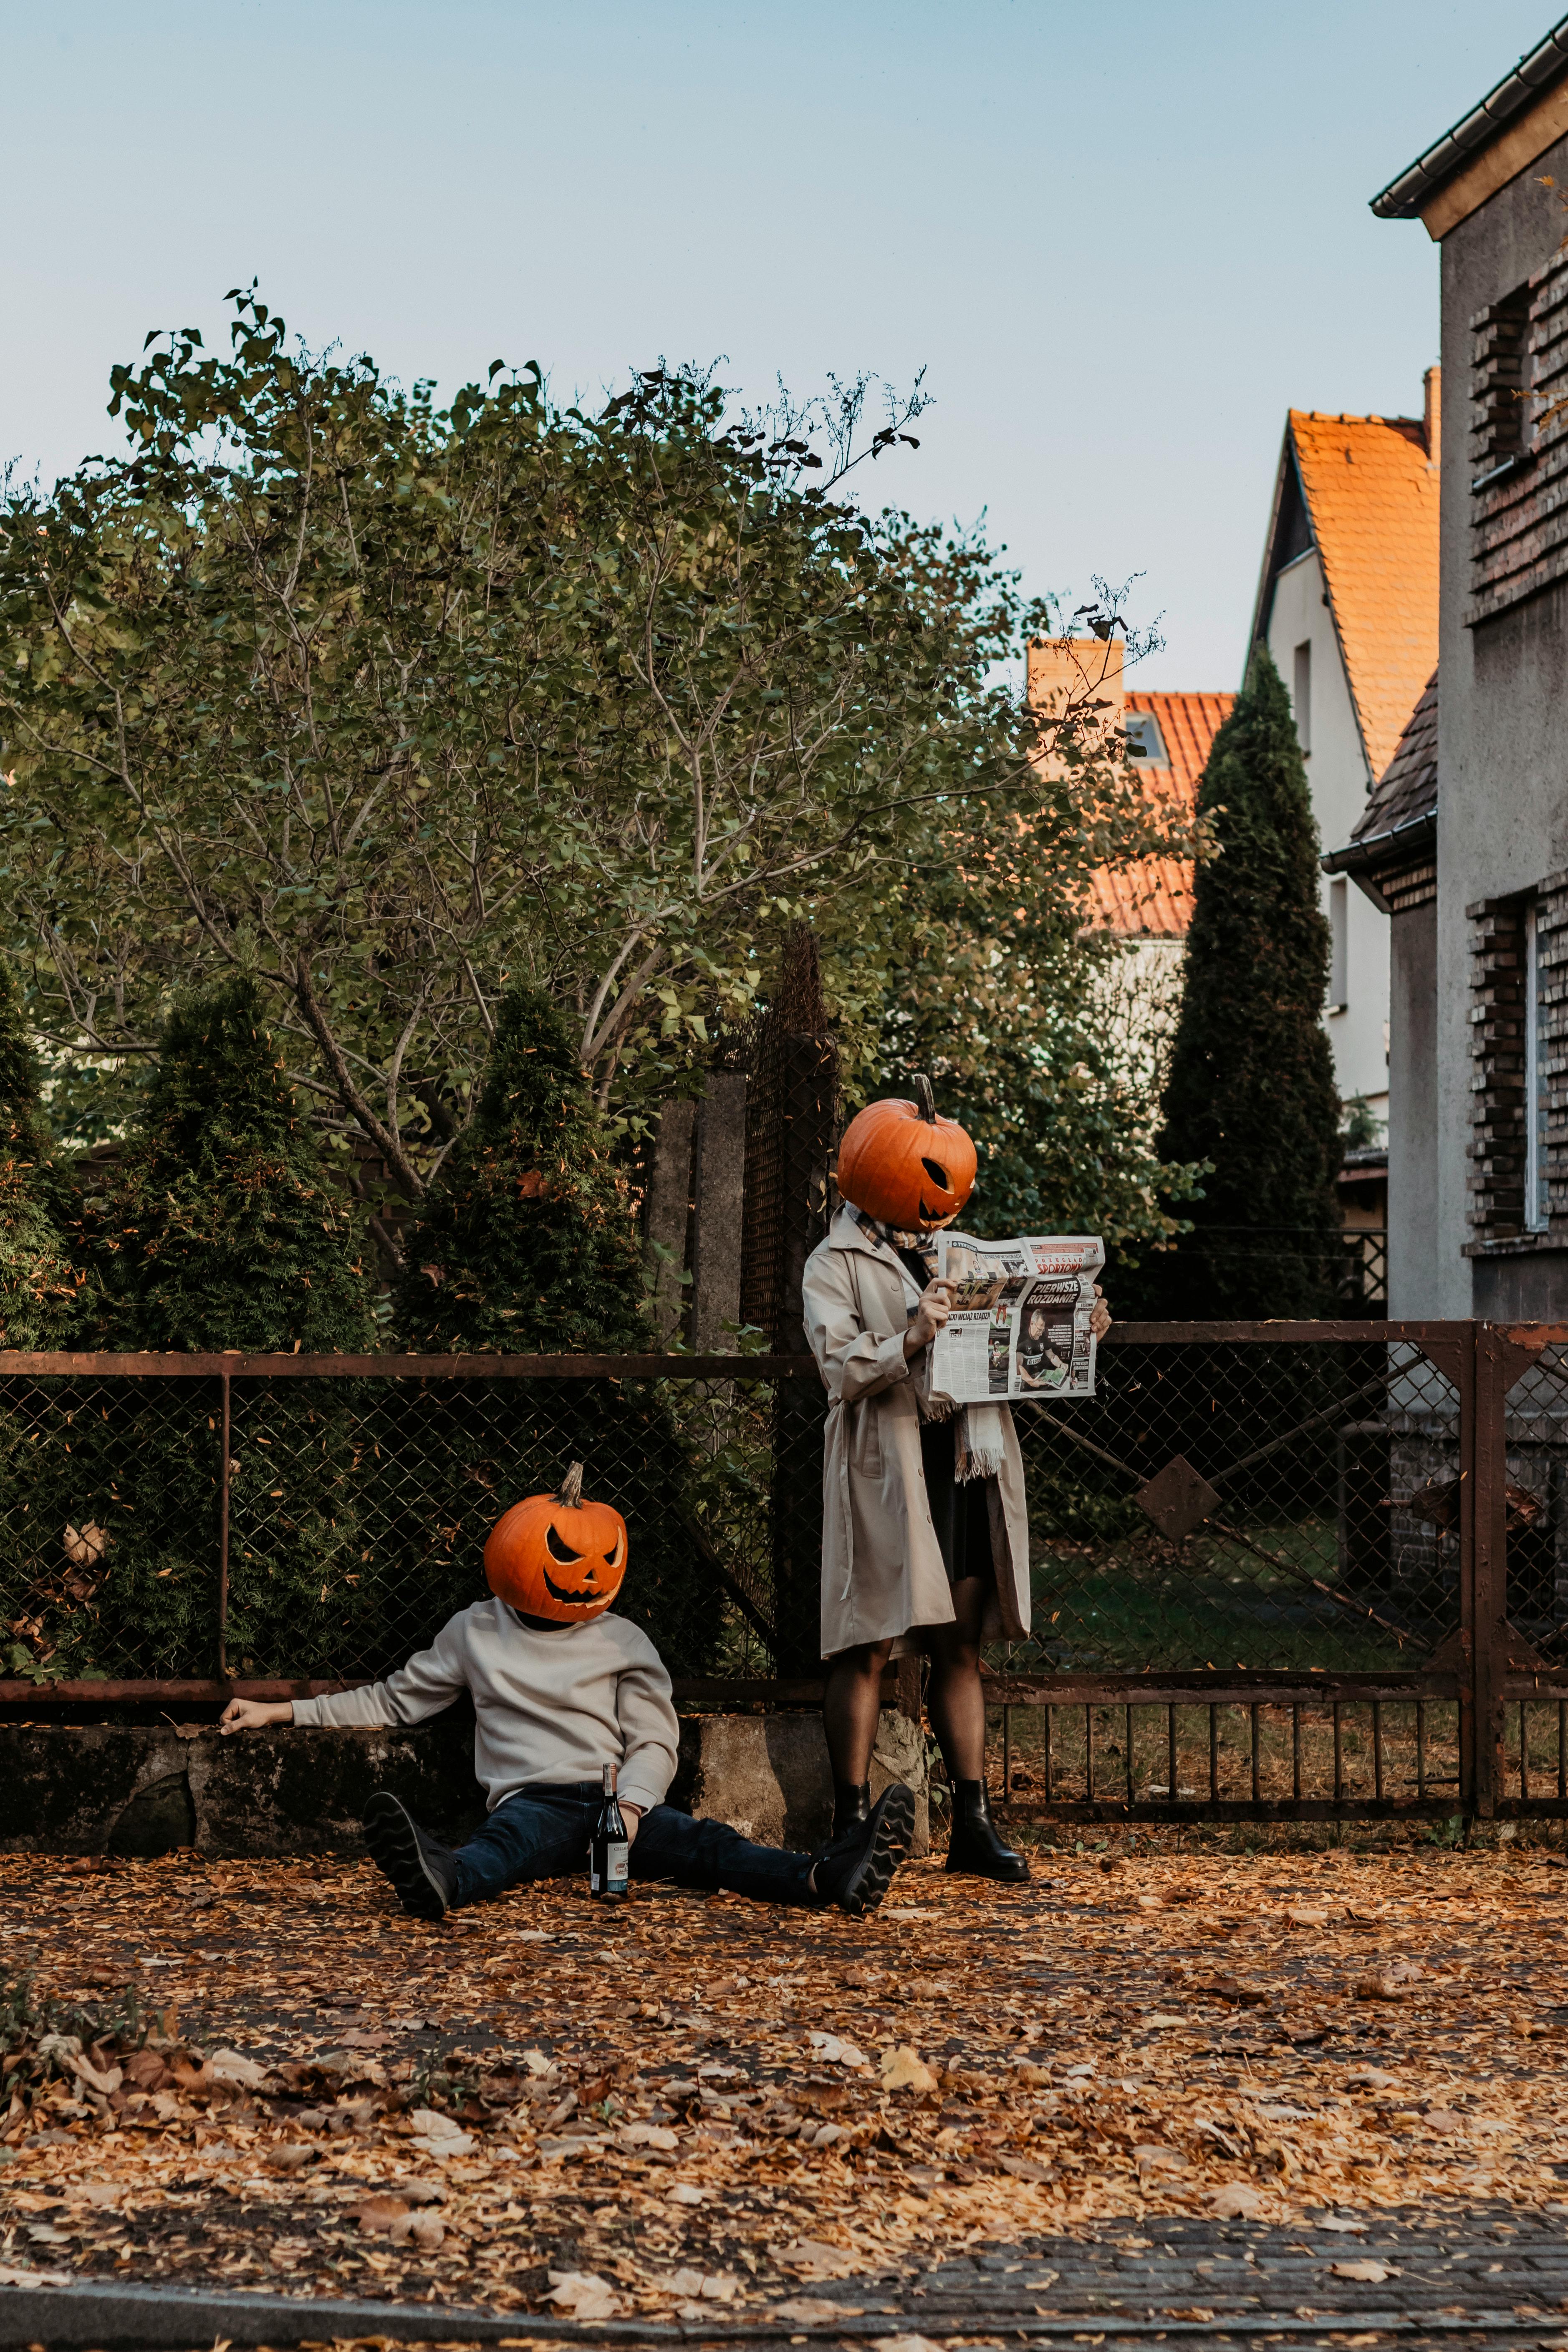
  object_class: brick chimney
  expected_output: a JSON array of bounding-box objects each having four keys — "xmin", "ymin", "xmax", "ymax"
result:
[
  {"xmin": 1026, "ymin": 636, "xmax": 1125, "ymax": 751},
  {"xmin": 1424, "ymin": 363, "xmax": 1441, "ymax": 467}
]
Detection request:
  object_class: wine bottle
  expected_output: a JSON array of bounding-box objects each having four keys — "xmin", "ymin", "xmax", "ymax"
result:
[{"xmin": 590, "ymin": 1762, "xmax": 629, "ymax": 1900}]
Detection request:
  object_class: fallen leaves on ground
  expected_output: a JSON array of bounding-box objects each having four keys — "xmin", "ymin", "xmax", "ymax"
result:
[{"xmin": 1, "ymin": 1839, "xmax": 1566, "ymax": 2316}]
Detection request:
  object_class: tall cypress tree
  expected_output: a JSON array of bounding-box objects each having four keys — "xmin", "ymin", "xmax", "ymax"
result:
[
  {"xmin": 394, "ymin": 984, "xmax": 720, "ymax": 1672},
  {"xmin": 1154, "ymin": 644, "xmax": 1343, "ymax": 1317}
]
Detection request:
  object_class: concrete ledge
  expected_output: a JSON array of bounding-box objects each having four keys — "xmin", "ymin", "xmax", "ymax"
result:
[
  {"xmin": 0, "ymin": 1712, "xmax": 928, "ymax": 1860},
  {"xmin": 679, "ymin": 1711, "xmax": 929, "ymax": 1855}
]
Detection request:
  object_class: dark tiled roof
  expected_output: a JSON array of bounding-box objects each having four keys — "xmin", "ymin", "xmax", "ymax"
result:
[
  {"xmin": 1351, "ymin": 667, "xmax": 1438, "ymax": 846},
  {"xmin": 1371, "ymin": 18, "xmax": 1568, "ymax": 220}
]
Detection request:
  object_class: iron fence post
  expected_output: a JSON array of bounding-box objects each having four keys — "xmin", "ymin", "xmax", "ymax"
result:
[
  {"xmin": 1470, "ymin": 1324, "xmax": 1511, "ymax": 1819},
  {"xmin": 217, "ymin": 1369, "xmax": 232, "ymax": 1685}
]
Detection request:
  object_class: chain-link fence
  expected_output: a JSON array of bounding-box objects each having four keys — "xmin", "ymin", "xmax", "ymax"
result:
[
  {"xmin": 2, "ymin": 1325, "xmax": 1565, "ymax": 1827},
  {"xmin": 0, "ymin": 1358, "xmax": 822, "ymax": 1691},
  {"xmin": 986, "ymin": 1327, "xmax": 1464, "ymax": 1821}
]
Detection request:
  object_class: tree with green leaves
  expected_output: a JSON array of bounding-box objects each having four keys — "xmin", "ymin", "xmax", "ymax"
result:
[
  {"xmin": 823, "ymin": 803, "xmax": 1207, "ymax": 1255},
  {"xmin": 394, "ymin": 983, "xmax": 649, "ymax": 1354},
  {"xmin": 1146, "ymin": 645, "xmax": 1342, "ymax": 1317},
  {"xmin": 69, "ymin": 976, "xmax": 377, "ymax": 1678},
  {"xmin": 0, "ymin": 959, "xmax": 78, "ymax": 1347},
  {"xmin": 112, "ymin": 975, "xmax": 376, "ymax": 1352},
  {"xmin": 391, "ymin": 982, "xmax": 726, "ymax": 1673},
  {"xmin": 0, "ymin": 293, "xmax": 1193, "ymax": 1262}
]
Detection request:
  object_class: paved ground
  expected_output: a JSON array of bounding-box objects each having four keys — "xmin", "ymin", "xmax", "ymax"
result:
[{"xmin": 3, "ymin": 1835, "xmax": 1567, "ymax": 2343}]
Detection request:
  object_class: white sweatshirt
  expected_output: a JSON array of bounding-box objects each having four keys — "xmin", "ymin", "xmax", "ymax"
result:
[{"xmin": 291, "ymin": 1597, "xmax": 680, "ymax": 1814}]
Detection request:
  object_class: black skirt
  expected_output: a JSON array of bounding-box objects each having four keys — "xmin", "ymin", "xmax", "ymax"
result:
[
  {"xmin": 896, "ymin": 1241, "xmax": 995, "ymax": 1585},
  {"xmin": 919, "ymin": 1418, "xmax": 994, "ymax": 1585}
]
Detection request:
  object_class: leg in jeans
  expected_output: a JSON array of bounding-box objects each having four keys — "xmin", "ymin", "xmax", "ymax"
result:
[
  {"xmin": 629, "ymin": 1805, "xmax": 816, "ymax": 1905},
  {"xmin": 452, "ymin": 1789, "xmax": 593, "ymax": 1907}
]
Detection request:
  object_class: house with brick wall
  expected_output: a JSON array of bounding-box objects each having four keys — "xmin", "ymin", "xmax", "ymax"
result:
[{"xmin": 1352, "ymin": 16, "xmax": 1568, "ymax": 1317}]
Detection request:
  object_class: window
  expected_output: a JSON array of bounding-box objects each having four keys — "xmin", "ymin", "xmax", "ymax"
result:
[
  {"xmin": 1328, "ymin": 877, "xmax": 1348, "ymax": 1012},
  {"xmin": 1293, "ymin": 642, "xmax": 1311, "ymax": 755},
  {"xmin": 1124, "ymin": 712, "xmax": 1168, "ymax": 765},
  {"xmin": 1467, "ymin": 885, "xmax": 1563, "ymax": 1246},
  {"xmin": 1471, "ymin": 283, "xmax": 1532, "ymax": 487},
  {"xmin": 1525, "ymin": 901, "xmax": 1549, "ymax": 1231}
]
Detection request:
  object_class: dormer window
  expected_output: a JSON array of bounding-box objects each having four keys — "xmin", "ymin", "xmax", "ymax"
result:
[{"xmin": 1124, "ymin": 712, "xmax": 1168, "ymax": 765}]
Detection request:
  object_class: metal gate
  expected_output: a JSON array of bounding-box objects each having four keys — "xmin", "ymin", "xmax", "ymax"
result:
[{"xmin": 0, "ymin": 1323, "xmax": 1564, "ymax": 1829}]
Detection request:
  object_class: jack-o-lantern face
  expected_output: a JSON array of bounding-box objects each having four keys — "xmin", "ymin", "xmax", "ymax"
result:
[
  {"xmin": 836, "ymin": 1073, "xmax": 977, "ymax": 1233},
  {"xmin": 484, "ymin": 1463, "xmax": 629, "ymax": 1623}
]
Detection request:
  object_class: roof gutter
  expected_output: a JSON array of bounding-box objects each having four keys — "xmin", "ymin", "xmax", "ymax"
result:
[
  {"xmin": 1371, "ymin": 16, "xmax": 1568, "ymax": 219},
  {"xmin": 1322, "ymin": 808, "xmax": 1437, "ymax": 916}
]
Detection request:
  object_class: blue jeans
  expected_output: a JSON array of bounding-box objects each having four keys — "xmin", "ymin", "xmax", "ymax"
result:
[{"xmin": 451, "ymin": 1782, "xmax": 818, "ymax": 1909}]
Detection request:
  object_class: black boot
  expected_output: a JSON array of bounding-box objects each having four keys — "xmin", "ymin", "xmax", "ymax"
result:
[
  {"xmin": 810, "ymin": 1784, "xmax": 916, "ymax": 1916},
  {"xmin": 833, "ymin": 1779, "xmax": 871, "ymax": 1835},
  {"xmin": 363, "ymin": 1791, "xmax": 460, "ymax": 1920},
  {"xmin": 944, "ymin": 1779, "xmax": 1029, "ymax": 1883}
]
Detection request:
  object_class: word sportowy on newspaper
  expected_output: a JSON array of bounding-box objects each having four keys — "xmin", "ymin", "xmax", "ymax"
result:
[{"xmin": 930, "ymin": 1232, "xmax": 1106, "ymax": 1407}]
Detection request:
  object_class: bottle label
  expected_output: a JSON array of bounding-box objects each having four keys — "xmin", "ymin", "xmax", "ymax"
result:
[{"xmin": 606, "ymin": 1840, "xmax": 629, "ymax": 1888}]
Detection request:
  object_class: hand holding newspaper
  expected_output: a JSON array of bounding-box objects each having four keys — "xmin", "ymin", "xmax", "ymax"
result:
[{"xmin": 929, "ymin": 1230, "xmax": 1106, "ymax": 1407}]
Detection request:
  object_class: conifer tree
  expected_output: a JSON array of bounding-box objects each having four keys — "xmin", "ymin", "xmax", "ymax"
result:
[
  {"xmin": 0, "ymin": 958, "xmax": 92, "ymax": 1683},
  {"xmin": 115, "ymin": 975, "xmax": 375, "ymax": 1352},
  {"xmin": 394, "ymin": 984, "xmax": 720, "ymax": 1671},
  {"xmin": 80, "ymin": 977, "xmax": 377, "ymax": 1678},
  {"xmin": 1152, "ymin": 644, "xmax": 1343, "ymax": 1317},
  {"xmin": 395, "ymin": 983, "xmax": 649, "ymax": 1353}
]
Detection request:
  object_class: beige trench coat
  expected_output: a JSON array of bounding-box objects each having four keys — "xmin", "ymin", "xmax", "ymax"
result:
[{"xmin": 801, "ymin": 1205, "xmax": 1033, "ymax": 1660}]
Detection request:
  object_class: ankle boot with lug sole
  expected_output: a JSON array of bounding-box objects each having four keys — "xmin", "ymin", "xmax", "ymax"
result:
[
  {"xmin": 833, "ymin": 1779, "xmax": 871, "ymax": 1836},
  {"xmin": 945, "ymin": 1779, "xmax": 1029, "ymax": 1883}
]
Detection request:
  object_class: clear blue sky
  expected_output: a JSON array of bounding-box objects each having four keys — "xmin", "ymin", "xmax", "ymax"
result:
[{"xmin": 0, "ymin": 0, "xmax": 1553, "ymax": 686}]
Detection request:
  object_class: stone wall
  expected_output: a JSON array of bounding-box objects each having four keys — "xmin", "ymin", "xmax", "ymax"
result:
[{"xmin": 0, "ymin": 1711, "xmax": 929, "ymax": 1865}]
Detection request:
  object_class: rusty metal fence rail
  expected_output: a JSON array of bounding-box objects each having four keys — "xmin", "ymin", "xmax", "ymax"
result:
[{"xmin": 0, "ymin": 1323, "xmax": 1563, "ymax": 1828}]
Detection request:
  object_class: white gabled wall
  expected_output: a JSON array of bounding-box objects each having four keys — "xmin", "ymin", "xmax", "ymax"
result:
[{"xmin": 1264, "ymin": 548, "xmax": 1391, "ymax": 1128}]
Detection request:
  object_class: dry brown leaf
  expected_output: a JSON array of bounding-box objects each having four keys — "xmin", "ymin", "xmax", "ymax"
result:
[
  {"xmin": 1206, "ymin": 2183, "xmax": 1265, "ymax": 2218},
  {"xmin": 775, "ymin": 2238, "xmax": 864, "ymax": 2279},
  {"xmin": 354, "ymin": 2195, "xmax": 411, "ymax": 2233},
  {"xmin": 879, "ymin": 2044, "xmax": 939, "ymax": 2095},
  {"xmin": 1333, "ymin": 2260, "xmax": 1398, "ymax": 2284},
  {"xmin": 546, "ymin": 2270, "xmax": 621, "ymax": 2319}
]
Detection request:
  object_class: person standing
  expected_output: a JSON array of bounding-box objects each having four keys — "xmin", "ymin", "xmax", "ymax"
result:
[{"xmin": 801, "ymin": 1078, "xmax": 1109, "ymax": 1883}]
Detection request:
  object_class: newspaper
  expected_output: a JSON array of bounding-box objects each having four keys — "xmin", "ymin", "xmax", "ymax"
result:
[{"xmin": 929, "ymin": 1231, "xmax": 1106, "ymax": 1406}]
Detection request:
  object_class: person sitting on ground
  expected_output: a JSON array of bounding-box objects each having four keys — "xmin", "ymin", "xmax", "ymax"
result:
[{"xmin": 219, "ymin": 1463, "xmax": 914, "ymax": 1921}]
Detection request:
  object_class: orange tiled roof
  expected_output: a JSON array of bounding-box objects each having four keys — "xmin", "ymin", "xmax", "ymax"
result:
[
  {"xmin": 1288, "ymin": 411, "xmax": 1439, "ymax": 782},
  {"xmin": 1088, "ymin": 690, "xmax": 1233, "ymax": 939}
]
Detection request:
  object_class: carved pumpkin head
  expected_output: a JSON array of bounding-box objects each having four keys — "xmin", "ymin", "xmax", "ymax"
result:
[
  {"xmin": 485, "ymin": 1463, "xmax": 629, "ymax": 1624},
  {"xmin": 836, "ymin": 1073, "xmax": 977, "ymax": 1233}
]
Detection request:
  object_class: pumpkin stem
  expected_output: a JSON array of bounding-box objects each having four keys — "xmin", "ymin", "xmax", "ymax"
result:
[
  {"xmin": 912, "ymin": 1072, "xmax": 936, "ymax": 1123},
  {"xmin": 555, "ymin": 1461, "xmax": 585, "ymax": 1508}
]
